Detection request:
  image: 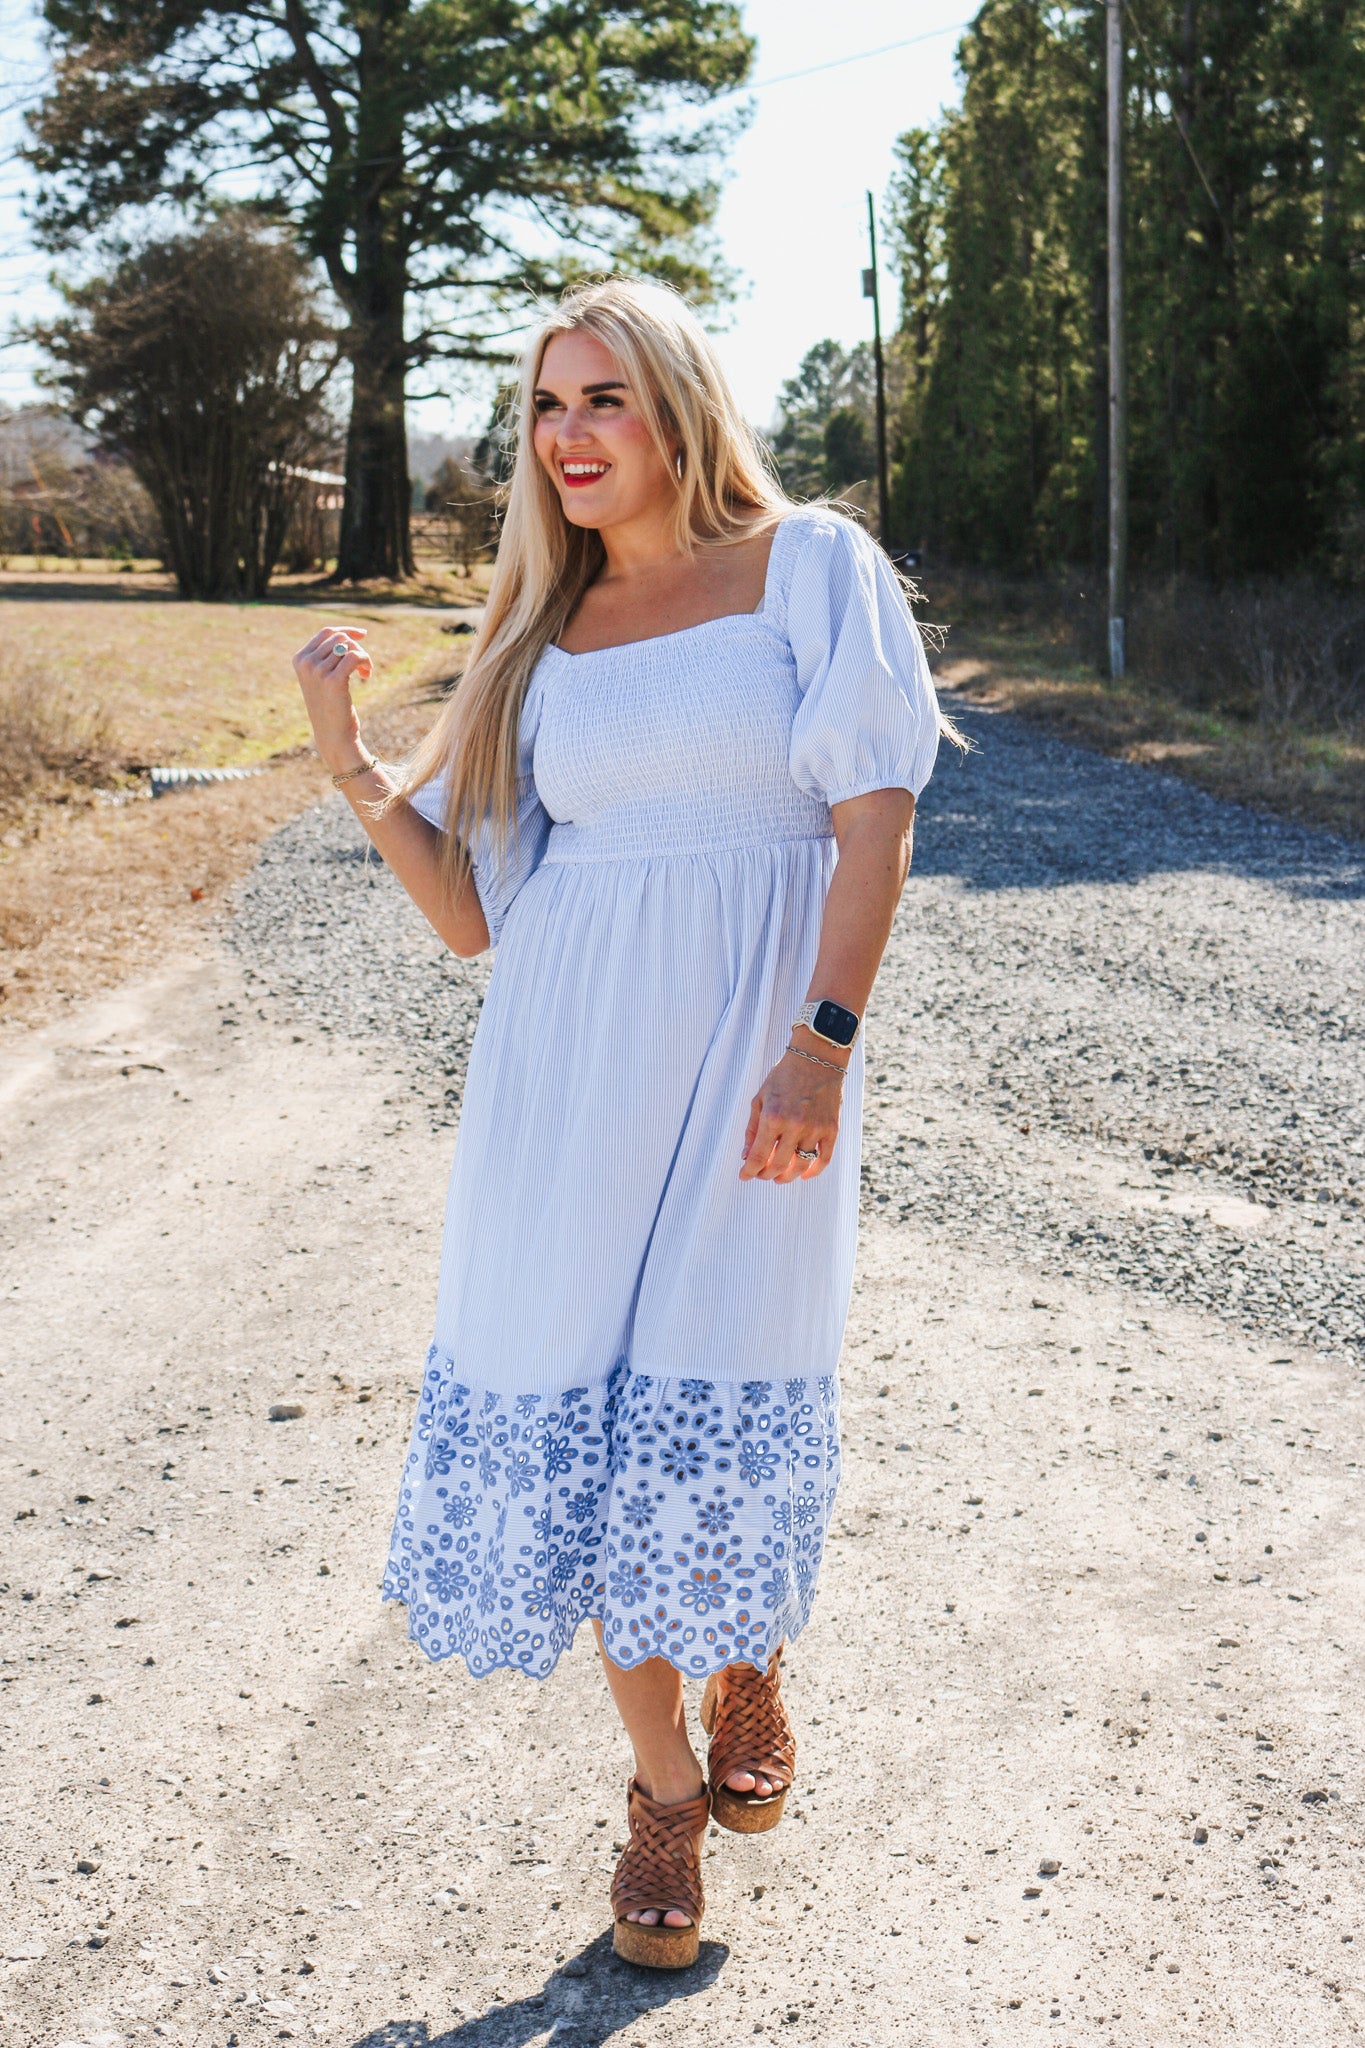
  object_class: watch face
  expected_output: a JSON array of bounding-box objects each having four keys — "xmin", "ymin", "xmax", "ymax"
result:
[{"xmin": 812, "ymin": 1000, "xmax": 859, "ymax": 1047}]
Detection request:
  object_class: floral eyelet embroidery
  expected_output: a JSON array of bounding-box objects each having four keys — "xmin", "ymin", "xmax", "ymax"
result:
[{"xmin": 383, "ymin": 1354, "xmax": 840, "ymax": 1681}]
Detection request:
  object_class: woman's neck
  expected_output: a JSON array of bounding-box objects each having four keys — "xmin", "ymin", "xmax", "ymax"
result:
[{"xmin": 594, "ymin": 500, "xmax": 684, "ymax": 581}]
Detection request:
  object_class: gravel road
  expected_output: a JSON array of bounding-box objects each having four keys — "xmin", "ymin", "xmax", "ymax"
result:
[{"xmin": 3, "ymin": 701, "xmax": 1364, "ymax": 2048}]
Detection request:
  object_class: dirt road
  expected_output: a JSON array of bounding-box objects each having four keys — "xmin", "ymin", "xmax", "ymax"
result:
[{"xmin": 3, "ymin": 705, "xmax": 1364, "ymax": 2048}]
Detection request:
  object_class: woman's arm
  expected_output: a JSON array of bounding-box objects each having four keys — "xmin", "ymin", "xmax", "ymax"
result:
[
  {"xmin": 740, "ymin": 786, "xmax": 914, "ymax": 1183},
  {"xmin": 292, "ymin": 625, "xmax": 490, "ymax": 958}
]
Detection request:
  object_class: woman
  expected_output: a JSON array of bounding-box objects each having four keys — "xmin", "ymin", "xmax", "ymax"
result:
[{"xmin": 292, "ymin": 277, "xmax": 943, "ymax": 1969}]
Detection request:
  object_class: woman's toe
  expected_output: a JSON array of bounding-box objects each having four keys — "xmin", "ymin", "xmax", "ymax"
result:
[
  {"xmin": 663, "ymin": 1910, "xmax": 692, "ymax": 1928},
  {"xmin": 725, "ymin": 1768, "xmax": 757, "ymax": 1793}
]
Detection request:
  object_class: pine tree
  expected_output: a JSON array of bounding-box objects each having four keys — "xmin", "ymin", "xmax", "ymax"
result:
[
  {"xmin": 770, "ymin": 340, "xmax": 877, "ymax": 499},
  {"xmin": 886, "ymin": 0, "xmax": 1365, "ymax": 578},
  {"xmin": 27, "ymin": 3, "xmax": 753, "ymax": 582}
]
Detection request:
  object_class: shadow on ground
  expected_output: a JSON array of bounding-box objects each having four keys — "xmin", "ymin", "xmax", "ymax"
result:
[
  {"xmin": 921, "ymin": 700, "xmax": 1365, "ymax": 898},
  {"xmin": 349, "ymin": 1933, "xmax": 728, "ymax": 2047}
]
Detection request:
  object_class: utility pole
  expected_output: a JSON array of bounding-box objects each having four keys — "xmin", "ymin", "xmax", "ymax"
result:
[
  {"xmin": 1106, "ymin": 0, "xmax": 1128, "ymax": 678},
  {"xmin": 863, "ymin": 190, "xmax": 891, "ymax": 545}
]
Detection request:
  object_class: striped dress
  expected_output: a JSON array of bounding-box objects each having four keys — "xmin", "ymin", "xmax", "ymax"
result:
[{"xmin": 382, "ymin": 505, "xmax": 941, "ymax": 1680}]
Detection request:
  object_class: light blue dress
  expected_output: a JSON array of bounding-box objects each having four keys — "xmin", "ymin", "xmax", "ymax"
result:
[{"xmin": 382, "ymin": 506, "xmax": 941, "ymax": 1679}]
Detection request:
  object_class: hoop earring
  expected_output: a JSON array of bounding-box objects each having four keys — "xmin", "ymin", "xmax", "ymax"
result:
[{"xmin": 675, "ymin": 450, "xmax": 685, "ymax": 480}]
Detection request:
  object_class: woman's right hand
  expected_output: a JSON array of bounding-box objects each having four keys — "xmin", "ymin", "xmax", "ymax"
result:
[{"xmin": 292, "ymin": 625, "xmax": 374, "ymax": 774}]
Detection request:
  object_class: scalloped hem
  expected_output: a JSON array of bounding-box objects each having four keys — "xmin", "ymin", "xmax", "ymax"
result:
[
  {"xmin": 379, "ymin": 1584, "xmax": 809, "ymax": 1685},
  {"xmin": 382, "ymin": 1354, "xmax": 840, "ymax": 1685}
]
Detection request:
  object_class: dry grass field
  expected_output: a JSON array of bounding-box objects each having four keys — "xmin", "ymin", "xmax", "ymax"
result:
[{"xmin": 0, "ymin": 567, "xmax": 468, "ymax": 1028}]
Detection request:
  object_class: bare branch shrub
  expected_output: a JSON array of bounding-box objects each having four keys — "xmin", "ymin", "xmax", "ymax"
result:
[
  {"xmin": 0, "ymin": 655, "xmax": 118, "ymax": 823},
  {"xmin": 33, "ymin": 216, "xmax": 336, "ymax": 599},
  {"xmin": 932, "ymin": 562, "xmax": 1365, "ymax": 734},
  {"xmin": 0, "ymin": 406, "xmax": 161, "ymax": 561},
  {"xmin": 420, "ymin": 454, "xmax": 500, "ymax": 576},
  {"xmin": 1131, "ymin": 580, "xmax": 1365, "ymax": 730}
]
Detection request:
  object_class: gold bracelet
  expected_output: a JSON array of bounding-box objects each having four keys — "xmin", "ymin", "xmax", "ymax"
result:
[
  {"xmin": 787, "ymin": 1040, "xmax": 847, "ymax": 1078},
  {"xmin": 332, "ymin": 751, "xmax": 376, "ymax": 787}
]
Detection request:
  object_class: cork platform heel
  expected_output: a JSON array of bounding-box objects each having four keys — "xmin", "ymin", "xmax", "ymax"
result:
[
  {"xmin": 700, "ymin": 1648, "xmax": 795, "ymax": 1835},
  {"xmin": 610, "ymin": 1779, "xmax": 711, "ymax": 1969}
]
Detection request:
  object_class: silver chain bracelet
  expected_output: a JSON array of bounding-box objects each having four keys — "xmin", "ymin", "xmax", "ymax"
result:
[{"xmin": 787, "ymin": 1041, "xmax": 847, "ymax": 1078}]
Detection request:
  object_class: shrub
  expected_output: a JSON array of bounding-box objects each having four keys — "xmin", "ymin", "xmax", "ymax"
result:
[
  {"xmin": 1130, "ymin": 580, "xmax": 1365, "ymax": 730},
  {"xmin": 0, "ymin": 655, "xmax": 117, "ymax": 823},
  {"xmin": 34, "ymin": 216, "xmax": 335, "ymax": 599},
  {"xmin": 931, "ymin": 564, "xmax": 1365, "ymax": 733}
]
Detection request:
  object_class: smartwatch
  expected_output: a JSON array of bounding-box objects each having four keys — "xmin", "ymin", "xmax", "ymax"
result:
[{"xmin": 793, "ymin": 999, "xmax": 861, "ymax": 1049}]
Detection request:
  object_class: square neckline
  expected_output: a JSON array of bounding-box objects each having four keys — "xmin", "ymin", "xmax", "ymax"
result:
[{"xmin": 548, "ymin": 513, "xmax": 798, "ymax": 661}]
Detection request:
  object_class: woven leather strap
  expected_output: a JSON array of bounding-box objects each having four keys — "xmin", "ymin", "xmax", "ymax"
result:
[
  {"xmin": 610, "ymin": 1780, "xmax": 710, "ymax": 1926},
  {"xmin": 707, "ymin": 1652, "xmax": 796, "ymax": 1794}
]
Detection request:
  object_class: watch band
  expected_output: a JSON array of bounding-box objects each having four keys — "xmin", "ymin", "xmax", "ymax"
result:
[{"xmin": 793, "ymin": 999, "xmax": 861, "ymax": 1048}]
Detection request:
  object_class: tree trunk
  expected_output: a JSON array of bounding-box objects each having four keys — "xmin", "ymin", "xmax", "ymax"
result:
[
  {"xmin": 336, "ymin": 305, "xmax": 413, "ymax": 581},
  {"xmin": 334, "ymin": 16, "xmax": 414, "ymax": 589}
]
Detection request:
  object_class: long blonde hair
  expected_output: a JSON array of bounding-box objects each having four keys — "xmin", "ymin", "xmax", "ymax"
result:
[{"xmin": 397, "ymin": 276, "xmax": 789, "ymax": 881}]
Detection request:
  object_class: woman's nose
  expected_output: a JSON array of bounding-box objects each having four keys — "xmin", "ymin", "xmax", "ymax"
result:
[{"xmin": 557, "ymin": 404, "xmax": 595, "ymax": 446}]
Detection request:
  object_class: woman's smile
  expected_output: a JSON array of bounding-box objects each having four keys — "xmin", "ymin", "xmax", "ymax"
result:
[{"xmin": 560, "ymin": 458, "xmax": 612, "ymax": 488}]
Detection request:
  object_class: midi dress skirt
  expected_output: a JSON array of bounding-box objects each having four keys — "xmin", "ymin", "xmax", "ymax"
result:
[{"xmin": 381, "ymin": 506, "xmax": 941, "ymax": 1680}]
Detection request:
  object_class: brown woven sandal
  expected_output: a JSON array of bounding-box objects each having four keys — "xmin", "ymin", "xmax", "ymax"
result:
[
  {"xmin": 610, "ymin": 1778, "xmax": 711, "ymax": 1969},
  {"xmin": 699, "ymin": 1648, "xmax": 795, "ymax": 1834}
]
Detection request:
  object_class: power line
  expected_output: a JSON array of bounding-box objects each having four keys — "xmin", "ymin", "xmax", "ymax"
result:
[{"xmin": 725, "ymin": 21, "xmax": 971, "ymax": 99}]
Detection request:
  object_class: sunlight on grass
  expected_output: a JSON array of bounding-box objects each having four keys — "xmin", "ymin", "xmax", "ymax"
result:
[{"xmin": 9, "ymin": 598, "xmax": 454, "ymax": 773}]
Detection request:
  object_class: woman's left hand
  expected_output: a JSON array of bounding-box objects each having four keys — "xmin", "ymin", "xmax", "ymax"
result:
[{"xmin": 740, "ymin": 1051, "xmax": 844, "ymax": 1182}]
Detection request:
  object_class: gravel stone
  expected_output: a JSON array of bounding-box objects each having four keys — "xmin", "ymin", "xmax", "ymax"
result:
[{"xmin": 229, "ymin": 700, "xmax": 1365, "ymax": 1366}]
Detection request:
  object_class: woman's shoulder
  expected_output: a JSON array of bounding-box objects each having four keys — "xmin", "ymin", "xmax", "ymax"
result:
[
  {"xmin": 768, "ymin": 502, "xmax": 880, "ymax": 618},
  {"xmin": 773, "ymin": 501, "xmax": 880, "ymax": 571},
  {"xmin": 774, "ymin": 499, "xmax": 862, "ymax": 541}
]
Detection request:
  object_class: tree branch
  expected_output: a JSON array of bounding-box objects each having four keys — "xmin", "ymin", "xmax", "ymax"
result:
[{"xmin": 278, "ymin": 0, "xmax": 352, "ymax": 163}]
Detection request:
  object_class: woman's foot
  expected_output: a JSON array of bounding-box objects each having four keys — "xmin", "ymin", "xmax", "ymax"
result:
[
  {"xmin": 622, "ymin": 1766, "xmax": 706, "ymax": 1927},
  {"xmin": 610, "ymin": 1778, "xmax": 711, "ymax": 1967},
  {"xmin": 700, "ymin": 1648, "xmax": 795, "ymax": 1832}
]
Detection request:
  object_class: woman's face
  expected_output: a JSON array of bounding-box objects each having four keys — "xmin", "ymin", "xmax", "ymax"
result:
[{"xmin": 532, "ymin": 329, "xmax": 677, "ymax": 532}]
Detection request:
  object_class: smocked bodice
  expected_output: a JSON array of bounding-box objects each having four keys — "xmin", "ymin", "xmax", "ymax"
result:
[
  {"xmin": 533, "ymin": 611, "xmax": 832, "ymax": 864},
  {"xmin": 409, "ymin": 505, "xmax": 942, "ymax": 946}
]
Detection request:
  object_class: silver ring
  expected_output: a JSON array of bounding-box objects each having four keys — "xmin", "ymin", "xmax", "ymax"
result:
[
  {"xmin": 331, "ymin": 640, "xmax": 350, "ymax": 658},
  {"xmin": 795, "ymin": 1147, "xmax": 818, "ymax": 1162}
]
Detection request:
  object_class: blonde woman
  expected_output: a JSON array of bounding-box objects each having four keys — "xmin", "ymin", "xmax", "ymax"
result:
[{"xmin": 292, "ymin": 277, "xmax": 942, "ymax": 1969}]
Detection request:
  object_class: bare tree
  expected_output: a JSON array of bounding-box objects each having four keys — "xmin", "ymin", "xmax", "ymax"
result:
[
  {"xmin": 0, "ymin": 407, "xmax": 160, "ymax": 563},
  {"xmin": 34, "ymin": 216, "xmax": 336, "ymax": 598}
]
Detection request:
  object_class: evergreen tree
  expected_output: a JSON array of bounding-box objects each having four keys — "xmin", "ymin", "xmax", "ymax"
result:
[
  {"xmin": 885, "ymin": 128, "xmax": 948, "ymax": 394},
  {"xmin": 822, "ymin": 406, "xmax": 873, "ymax": 490},
  {"xmin": 771, "ymin": 339, "xmax": 876, "ymax": 499},
  {"xmin": 887, "ymin": 0, "xmax": 1365, "ymax": 577},
  {"xmin": 27, "ymin": 2, "xmax": 753, "ymax": 582}
]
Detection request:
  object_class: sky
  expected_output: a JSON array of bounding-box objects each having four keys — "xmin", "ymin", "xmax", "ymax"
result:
[{"xmin": 0, "ymin": 0, "xmax": 969, "ymax": 438}]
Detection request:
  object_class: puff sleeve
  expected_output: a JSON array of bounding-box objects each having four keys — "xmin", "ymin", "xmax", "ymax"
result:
[
  {"xmin": 785, "ymin": 513, "xmax": 941, "ymax": 806},
  {"xmin": 407, "ymin": 674, "xmax": 550, "ymax": 948}
]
